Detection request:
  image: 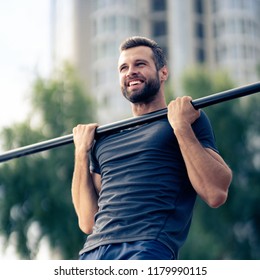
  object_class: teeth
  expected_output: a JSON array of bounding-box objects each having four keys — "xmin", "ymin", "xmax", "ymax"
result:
[{"xmin": 129, "ymin": 80, "xmax": 141, "ymax": 86}]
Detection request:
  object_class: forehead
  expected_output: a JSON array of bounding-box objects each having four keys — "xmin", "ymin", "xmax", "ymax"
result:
[{"xmin": 118, "ymin": 46, "xmax": 154, "ymax": 66}]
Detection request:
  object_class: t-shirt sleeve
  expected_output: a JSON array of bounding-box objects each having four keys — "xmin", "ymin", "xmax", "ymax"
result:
[
  {"xmin": 192, "ymin": 110, "xmax": 219, "ymax": 153},
  {"xmin": 89, "ymin": 145, "xmax": 101, "ymax": 174}
]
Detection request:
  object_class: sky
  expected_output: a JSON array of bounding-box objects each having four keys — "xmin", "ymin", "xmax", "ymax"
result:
[{"xmin": 0, "ymin": 0, "xmax": 51, "ymax": 131}]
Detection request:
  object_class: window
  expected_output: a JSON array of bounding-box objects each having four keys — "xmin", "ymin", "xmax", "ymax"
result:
[
  {"xmin": 196, "ymin": 22, "xmax": 204, "ymax": 38},
  {"xmin": 196, "ymin": 48, "xmax": 206, "ymax": 63},
  {"xmin": 151, "ymin": 0, "xmax": 166, "ymax": 11},
  {"xmin": 152, "ymin": 21, "xmax": 167, "ymax": 37},
  {"xmin": 194, "ymin": 0, "xmax": 204, "ymax": 14}
]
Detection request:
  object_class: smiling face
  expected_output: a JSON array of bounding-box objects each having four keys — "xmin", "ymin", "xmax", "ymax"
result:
[{"xmin": 118, "ymin": 46, "xmax": 162, "ymax": 104}]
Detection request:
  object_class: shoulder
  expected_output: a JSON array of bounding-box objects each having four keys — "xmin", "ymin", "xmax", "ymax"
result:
[
  {"xmin": 192, "ymin": 110, "xmax": 219, "ymax": 152},
  {"xmin": 192, "ymin": 110, "xmax": 213, "ymax": 132}
]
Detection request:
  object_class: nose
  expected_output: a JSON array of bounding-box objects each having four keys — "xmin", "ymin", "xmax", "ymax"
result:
[{"xmin": 126, "ymin": 65, "xmax": 138, "ymax": 77}]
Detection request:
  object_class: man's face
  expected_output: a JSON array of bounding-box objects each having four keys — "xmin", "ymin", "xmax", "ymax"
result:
[{"xmin": 118, "ymin": 46, "xmax": 161, "ymax": 104}]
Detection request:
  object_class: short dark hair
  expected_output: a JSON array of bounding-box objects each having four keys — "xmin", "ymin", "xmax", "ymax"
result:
[{"xmin": 119, "ymin": 36, "xmax": 167, "ymax": 70}]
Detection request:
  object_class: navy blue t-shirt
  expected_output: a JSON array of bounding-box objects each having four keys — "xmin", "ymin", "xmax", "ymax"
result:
[{"xmin": 79, "ymin": 110, "xmax": 218, "ymax": 258}]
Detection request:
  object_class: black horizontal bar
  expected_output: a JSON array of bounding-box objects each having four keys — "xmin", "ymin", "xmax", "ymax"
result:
[
  {"xmin": 0, "ymin": 81, "xmax": 259, "ymax": 163},
  {"xmin": 191, "ymin": 81, "xmax": 260, "ymax": 109}
]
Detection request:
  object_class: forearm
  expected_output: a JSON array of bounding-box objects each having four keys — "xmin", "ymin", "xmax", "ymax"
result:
[
  {"xmin": 174, "ymin": 123, "xmax": 232, "ymax": 208},
  {"xmin": 71, "ymin": 152, "xmax": 99, "ymax": 233}
]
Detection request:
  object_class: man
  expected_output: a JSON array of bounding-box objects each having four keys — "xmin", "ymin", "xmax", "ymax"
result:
[{"xmin": 72, "ymin": 36, "xmax": 232, "ymax": 260}]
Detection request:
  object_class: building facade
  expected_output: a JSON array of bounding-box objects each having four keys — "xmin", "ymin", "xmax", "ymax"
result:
[{"xmin": 51, "ymin": 0, "xmax": 260, "ymax": 122}]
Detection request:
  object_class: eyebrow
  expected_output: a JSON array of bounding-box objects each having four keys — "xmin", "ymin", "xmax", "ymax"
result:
[
  {"xmin": 135, "ymin": 59, "xmax": 149, "ymax": 64},
  {"xmin": 118, "ymin": 59, "xmax": 150, "ymax": 70}
]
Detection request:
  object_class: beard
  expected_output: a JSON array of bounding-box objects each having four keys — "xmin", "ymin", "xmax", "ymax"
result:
[{"xmin": 121, "ymin": 72, "xmax": 161, "ymax": 104}]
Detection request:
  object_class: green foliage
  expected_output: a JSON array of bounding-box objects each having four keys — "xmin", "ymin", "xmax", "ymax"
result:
[
  {"xmin": 0, "ymin": 64, "xmax": 95, "ymax": 259},
  {"xmin": 164, "ymin": 79, "xmax": 174, "ymax": 104},
  {"xmin": 179, "ymin": 68, "xmax": 260, "ymax": 259}
]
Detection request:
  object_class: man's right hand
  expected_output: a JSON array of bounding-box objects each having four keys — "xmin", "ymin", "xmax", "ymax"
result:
[{"xmin": 72, "ymin": 123, "xmax": 99, "ymax": 155}]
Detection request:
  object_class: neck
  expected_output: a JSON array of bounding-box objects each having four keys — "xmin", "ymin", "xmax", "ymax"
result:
[{"xmin": 131, "ymin": 93, "xmax": 167, "ymax": 116}]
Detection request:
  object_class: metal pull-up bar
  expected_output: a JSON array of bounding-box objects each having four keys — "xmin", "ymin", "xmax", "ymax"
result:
[{"xmin": 0, "ymin": 82, "xmax": 259, "ymax": 163}]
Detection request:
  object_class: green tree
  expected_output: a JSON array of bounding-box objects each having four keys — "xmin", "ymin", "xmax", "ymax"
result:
[
  {"xmin": 179, "ymin": 68, "xmax": 260, "ymax": 259},
  {"xmin": 164, "ymin": 79, "xmax": 175, "ymax": 104},
  {"xmin": 0, "ymin": 64, "xmax": 95, "ymax": 259}
]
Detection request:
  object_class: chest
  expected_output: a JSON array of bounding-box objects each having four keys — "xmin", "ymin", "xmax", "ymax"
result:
[{"xmin": 94, "ymin": 119, "xmax": 184, "ymax": 170}]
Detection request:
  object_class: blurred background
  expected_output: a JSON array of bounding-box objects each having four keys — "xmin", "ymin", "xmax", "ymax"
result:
[{"xmin": 0, "ymin": 0, "xmax": 259, "ymax": 259}]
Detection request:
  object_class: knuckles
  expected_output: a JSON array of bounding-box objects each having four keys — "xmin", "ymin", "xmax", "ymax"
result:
[{"xmin": 73, "ymin": 123, "xmax": 99, "ymax": 134}]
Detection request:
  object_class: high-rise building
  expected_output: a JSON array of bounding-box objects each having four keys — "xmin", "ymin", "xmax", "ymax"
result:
[
  {"xmin": 206, "ymin": 0, "xmax": 260, "ymax": 84},
  {"xmin": 73, "ymin": 0, "xmax": 149, "ymax": 122},
  {"xmin": 51, "ymin": 0, "xmax": 260, "ymax": 123}
]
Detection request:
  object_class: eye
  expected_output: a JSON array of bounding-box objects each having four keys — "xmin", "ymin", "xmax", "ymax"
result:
[
  {"xmin": 136, "ymin": 62, "xmax": 145, "ymax": 67},
  {"xmin": 119, "ymin": 65, "xmax": 128, "ymax": 72}
]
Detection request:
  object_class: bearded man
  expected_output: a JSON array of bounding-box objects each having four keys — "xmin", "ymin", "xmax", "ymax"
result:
[{"xmin": 71, "ymin": 36, "xmax": 232, "ymax": 260}]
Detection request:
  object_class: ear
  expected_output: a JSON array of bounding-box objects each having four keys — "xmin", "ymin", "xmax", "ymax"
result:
[{"xmin": 159, "ymin": 66, "xmax": 169, "ymax": 82}]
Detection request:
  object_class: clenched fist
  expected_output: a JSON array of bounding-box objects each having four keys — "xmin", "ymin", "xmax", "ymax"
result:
[
  {"xmin": 73, "ymin": 123, "xmax": 99, "ymax": 155},
  {"xmin": 167, "ymin": 96, "xmax": 200, "ymax": 130}
]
